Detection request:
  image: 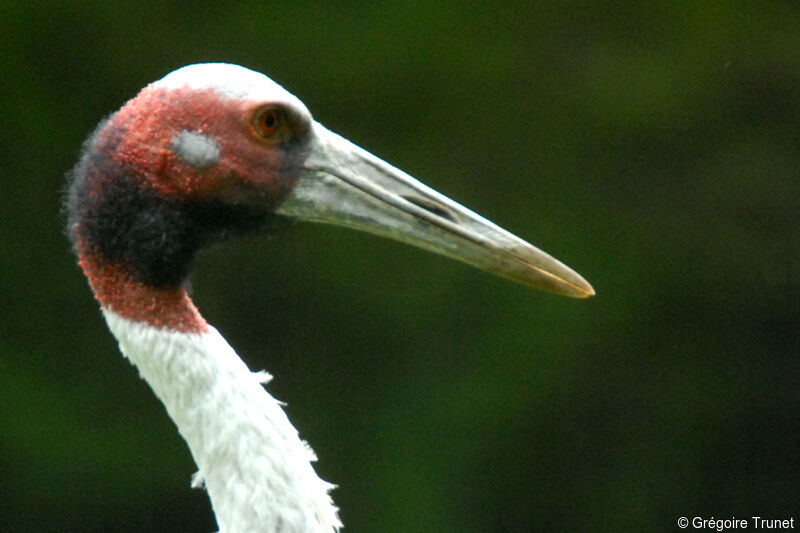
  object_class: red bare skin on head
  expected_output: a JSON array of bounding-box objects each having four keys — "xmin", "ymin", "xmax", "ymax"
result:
[
  {"xmin": 73, "ymin": 83, "xmax": 302, "ymax": 333},
  {"xmin": 99, "ymin": 85, "xmax": 294, "ymax": 207},
  {"xmin": 78, "ymin": 247, "xmax": 209, "ymax": 334}
]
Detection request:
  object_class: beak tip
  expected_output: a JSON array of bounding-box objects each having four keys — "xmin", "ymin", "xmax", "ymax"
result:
[
  {"xmin": 578, "ymin": 283, "xmax": 596, "ymax": 298},
  {"xmin": 526, "ymin": 261, "xmax": 595, "ymax": 299},
  {"xmin": 558, "ymin": 282, "xmax": 595, "ymax": 299},
  {"xmin": 551, "ymin": 273, "xmax": 595, "ymax": 299}
]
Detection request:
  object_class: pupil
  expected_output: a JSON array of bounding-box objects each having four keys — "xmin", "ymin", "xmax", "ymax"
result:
[{"xmin": 265, "ymin": 114, "xmax": 275, "ymax": 127}]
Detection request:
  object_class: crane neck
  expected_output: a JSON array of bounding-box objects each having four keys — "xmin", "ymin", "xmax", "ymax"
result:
[
  {"xmin": 102, "ymin": 307, "xmax": 341, "ymax": 532},
  {"xmin": 77, "ymin": 246, "xmax": 208, "ymax": 333}
]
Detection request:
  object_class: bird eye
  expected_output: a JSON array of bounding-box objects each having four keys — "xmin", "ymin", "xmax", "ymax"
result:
[{"xmin": 253, "ymin": 107, "xmax": 282, "ymax": 139}]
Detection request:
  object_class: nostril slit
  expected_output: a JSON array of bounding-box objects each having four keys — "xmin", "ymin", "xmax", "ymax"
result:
[{"xmin": 401, "ymin": 195, "xmax": 457, "ymax": 222}]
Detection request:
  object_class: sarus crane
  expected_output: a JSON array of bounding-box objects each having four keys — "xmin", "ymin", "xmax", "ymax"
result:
[{"xmin": 65, "ymin": 63, "xmax": 594, "ymax": 532}]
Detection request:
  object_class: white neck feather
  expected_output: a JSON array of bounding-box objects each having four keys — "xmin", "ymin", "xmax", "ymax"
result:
[{"xmin": 102, "ymin": 308, "xmax": 341, "ymax": 533}]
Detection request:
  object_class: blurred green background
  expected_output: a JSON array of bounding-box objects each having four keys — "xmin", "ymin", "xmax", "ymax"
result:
[{"xmin": 1, "ymin": 1, "xmax": 797, "ymax": 531}]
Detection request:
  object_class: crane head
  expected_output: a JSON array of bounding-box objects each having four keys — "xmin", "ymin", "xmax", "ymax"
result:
[{"xmin": 67, "ymin": 63, "xmax": 594, "ymax": 298}]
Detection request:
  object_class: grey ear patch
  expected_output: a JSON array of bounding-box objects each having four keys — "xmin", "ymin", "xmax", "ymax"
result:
[{"xmin": 171, "ymin": 130, "xmax": 220, "ymax": 168}]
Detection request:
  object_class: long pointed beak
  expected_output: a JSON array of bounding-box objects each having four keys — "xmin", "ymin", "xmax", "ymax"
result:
[{"xmin": 276, "ymin": 123, "xmax": 594, "ymax": 298}]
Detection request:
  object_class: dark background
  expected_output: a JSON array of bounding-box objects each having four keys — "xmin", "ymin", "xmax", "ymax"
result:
[{"xmin": 1, "ymin": 2, "xmax": 797, "ymax": 531}]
